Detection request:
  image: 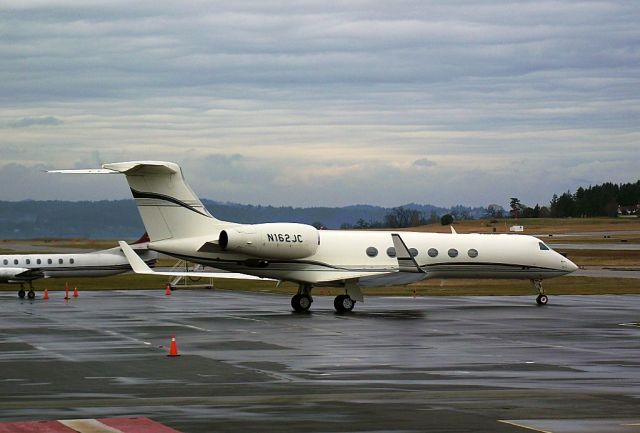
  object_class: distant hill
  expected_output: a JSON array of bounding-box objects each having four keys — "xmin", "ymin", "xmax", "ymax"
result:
[
  {"xmin": 0, "ymin": 199, "xmax": 488, "ymax": 239},
  {"xmin": 202, "ymin": 201, "xmax": 460, "ymax": 228},
  {"xmin": 0, "ymin": 200, "xmax": 142, "ymax": 239}
]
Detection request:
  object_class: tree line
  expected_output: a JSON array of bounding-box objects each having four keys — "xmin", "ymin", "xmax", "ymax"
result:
[
  {"xmin": 510, "ymin": 180, "xmax": 640, "ymax": 218},
  {"xmin": 339, "ymin": 205, "xmax": 497, "ymax": 229},
  {"xmin": 340, "ymin": 207, "xmax": 439, "ymax": 229}
]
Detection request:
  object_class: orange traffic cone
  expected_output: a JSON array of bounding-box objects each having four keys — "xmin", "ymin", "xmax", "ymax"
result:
[
  {"xmin": 64, "ymin": 282, "xmax": 69, "ymax": 300},
  {"xmin": 73, "ymin": 287, "xmax": 79, "ymax": 298},
  {"xmin": 167, "ymin": 336, "xmax": 180, "ymax": 357},
  {"xmin": 43, "ymin": 289, "xmax": 49, "ymax": 300},
  {"xmin": 165, "ymin": 285, "xmax": 172, "ymax": 296}
]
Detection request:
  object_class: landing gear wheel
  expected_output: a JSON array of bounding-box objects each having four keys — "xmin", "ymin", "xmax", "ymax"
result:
[
  {"xmin": 536, "ymin": 294, "xmax": 548, "ymax": 306},
  {"xmin": 18, "ymin": 289, "xmax": 26, "ymax": 299},
  {"xmin": 334, "ymin": 294, "xmax": 355, "ymax": 313},
  {"xmin": 27, "ymin": 290, "xmax": 35, "ymax": 300},
  {"xmin": 291, "ymin": 294, "xmax": 312, "ymax": 312}
]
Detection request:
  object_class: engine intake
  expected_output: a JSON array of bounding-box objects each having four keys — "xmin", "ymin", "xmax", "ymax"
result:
[{"xmin": 219, "ymin": 223, "xmax": 320, "ymax": 260}]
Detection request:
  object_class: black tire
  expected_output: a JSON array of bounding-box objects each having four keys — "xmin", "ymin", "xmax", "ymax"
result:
[
  {"xmin": 291, "ymin": 294, "xmax": 312, "ymax": 312},
  {"xmin": 536, "ymin": 294, "xmax": 548, "ymax": 306},
  {"xmin": 334, "ymin": 294, "xmax": 355, "ymax": 313},
  {"xmin": 18, "ymin": 289, "xmax": 26, "ymax": 299},
  {"xmin": 291, "ymin": 294, "xmax": 301, "ymax": 311},
  {"xmin": 27, "ymin": 290, "xmax": 35, "ymax": 300}
]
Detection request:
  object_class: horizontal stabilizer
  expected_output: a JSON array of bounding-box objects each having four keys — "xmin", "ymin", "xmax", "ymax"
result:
[
  {"xmin": 48, "ymin": 161, "xmax": 180, "ymax": 175},
  {"xmin": 391, "ymin": 233, "xmax": 425, "ymax": 273},
  {"xmin": 47, "ymin": 168, "xmax": 117, "ymax": 174},
  {"xmin": 118, "ymin": 241, "xmax": 274, "ymax": 281}
]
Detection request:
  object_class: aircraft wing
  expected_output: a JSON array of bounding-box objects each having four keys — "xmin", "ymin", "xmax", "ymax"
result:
[
  {"xmin": 118, "ymin": 241, "xmax": 275, "ymax": 281},
  {"xmin": 1, "ymin": 268, "xmax": 44, "ymax": 281}
]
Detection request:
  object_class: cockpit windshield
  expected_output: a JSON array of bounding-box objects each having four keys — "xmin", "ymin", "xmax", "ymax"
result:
[{"xmin": 539, "ymin": 242, "xmax": 551, "ymax": 251}]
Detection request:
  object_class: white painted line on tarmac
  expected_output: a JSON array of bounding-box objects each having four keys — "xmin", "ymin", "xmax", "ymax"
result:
[
  {"xmin": 181, "ymin": 324, "xmax": 210, "ymax": 331},
  {"xmin": 498, "ymin": 420, "xmax": 553, "ymax": 433},
  {"xmin": 619, "ymin": 322, "xmax": 640, "ymax": 327}
]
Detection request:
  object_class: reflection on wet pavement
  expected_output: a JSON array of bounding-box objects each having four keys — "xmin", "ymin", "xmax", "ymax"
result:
[{"xmin": 1, "ymin": 290, "xmax": 639, "ymax": 432}]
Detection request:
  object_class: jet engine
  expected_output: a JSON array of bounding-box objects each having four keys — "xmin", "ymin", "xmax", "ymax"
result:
[{"xmin": 219, "ymin": 223, "xmax": 320, "ymax": 260}]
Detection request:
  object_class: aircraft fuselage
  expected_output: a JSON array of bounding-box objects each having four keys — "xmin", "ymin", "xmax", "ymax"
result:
[{"xmin": 148, "ymin": 230, "xmax": 576, "ymax": 287}]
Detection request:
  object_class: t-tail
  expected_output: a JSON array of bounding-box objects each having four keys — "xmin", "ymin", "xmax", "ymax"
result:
[{"xmin": 50, "ymin": 161, "xmax": 229, "ymax": 242}]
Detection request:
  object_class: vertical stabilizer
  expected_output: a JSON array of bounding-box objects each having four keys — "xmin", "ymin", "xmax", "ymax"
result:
[{"xmin": 101, "ymin": 161, "xmax": 226, "ymax": 241}]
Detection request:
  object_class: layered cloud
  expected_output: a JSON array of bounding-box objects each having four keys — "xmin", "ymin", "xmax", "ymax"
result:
[{"xmin": 0, "ymin": 1, "xmax": 638, "ymax": 207}]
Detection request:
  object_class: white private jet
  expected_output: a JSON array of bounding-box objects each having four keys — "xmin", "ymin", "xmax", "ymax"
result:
[
  {"xmin": 51, "ymin": 161, "xmax": 578, "ymax": 312},
  {"xmin": 0, "ymin": 235, "xmax": 157, "ymax": 299}
]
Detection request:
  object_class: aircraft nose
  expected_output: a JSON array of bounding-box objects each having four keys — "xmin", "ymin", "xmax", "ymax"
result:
[
  {"xmin": 563, "ymin": 257, "xmax": 579, "ymax": 273},
  {"xmin": 569, "ymin": 259, "xmax": 579, "ymax": 272}
]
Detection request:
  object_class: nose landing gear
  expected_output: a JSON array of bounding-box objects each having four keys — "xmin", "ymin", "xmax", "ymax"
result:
[
  {"xmin": 536, "ymin": 293, "xmax": 548, "ymax": 305},
  {"xmin": 531, "ymin": 279, "xmax": 548, "ymax": 306}
]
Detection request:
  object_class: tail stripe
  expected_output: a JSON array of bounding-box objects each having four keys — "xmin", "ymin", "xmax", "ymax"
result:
[{"xmin": 131, "ymin": 188, "xmax": 211, "ymax": 218}]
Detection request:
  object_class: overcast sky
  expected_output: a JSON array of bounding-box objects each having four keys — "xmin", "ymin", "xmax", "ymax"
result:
[{"xmin": 1, "ymin": 0, "xmax": 638, "ymax": 208}]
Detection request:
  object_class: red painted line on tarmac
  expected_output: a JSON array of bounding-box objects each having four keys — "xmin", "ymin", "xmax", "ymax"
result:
[
  {"xmin": 0, "ymin": 418, "xmax": 183, "ymax": 433},
  {"xmin": 0, "ymin": 420, "xmax": 77, "ymax": 433},
  {"xmin": 98, "ymin": 417, "xmax": 183, "ymax": 433}
]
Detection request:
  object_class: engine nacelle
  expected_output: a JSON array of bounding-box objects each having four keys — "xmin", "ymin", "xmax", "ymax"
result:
[{"xmin": 219, "ymin": 223, "xmax": 320, "ymax": 260}]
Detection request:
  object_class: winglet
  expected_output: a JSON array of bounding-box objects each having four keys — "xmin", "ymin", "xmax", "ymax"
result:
[
  {"xmin": 450, "ymin": 226, "xmax": 457, "ymax": 234},
  {"xmin": 391, "ymin": 234, "xmax": 425, "ymax": 273}
]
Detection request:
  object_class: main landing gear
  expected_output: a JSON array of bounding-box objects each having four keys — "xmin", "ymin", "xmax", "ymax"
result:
[
  {"xmin": 334, "ymin": 294, "xmax": 355, "ymax": 313},
  {"xmin": 290, "ymin": 284, "xmax": 358, "ymax": 313},
  {"xmin": 18, "ymin": 284, "xmax": 36, "ymax": 300},
  {"xmin": 291, "ymin": 284, "xmax": 313, "ymax": 313},
  {"xmin": 531, "ymin": 279, "xmax": 548, "ymax": 306}
]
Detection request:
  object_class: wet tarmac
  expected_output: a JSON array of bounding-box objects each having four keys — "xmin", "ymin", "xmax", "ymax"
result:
[
  {"xmin": 572, "ymin": 267, "xmax": 640, "ymax": 279},
  {"xmin": 1, "ymin": 290, "xmax": 640, "ymax": 433},
  {"xmin": 537, "ymin": 230, "xmax": 640, "ymax": 238},
  {"xmin": 549, "ymin": 242, "xmax": 640, "ymax": 251}
]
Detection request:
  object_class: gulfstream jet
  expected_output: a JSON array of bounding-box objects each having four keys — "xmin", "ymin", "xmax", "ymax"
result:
[
  {"xmin": 0, "ymin": 235, "xmax": 157, "ymax": 299},
  {"xmin": 51, "ymin": 161, "xmax": 578, "ymax": 312}
]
